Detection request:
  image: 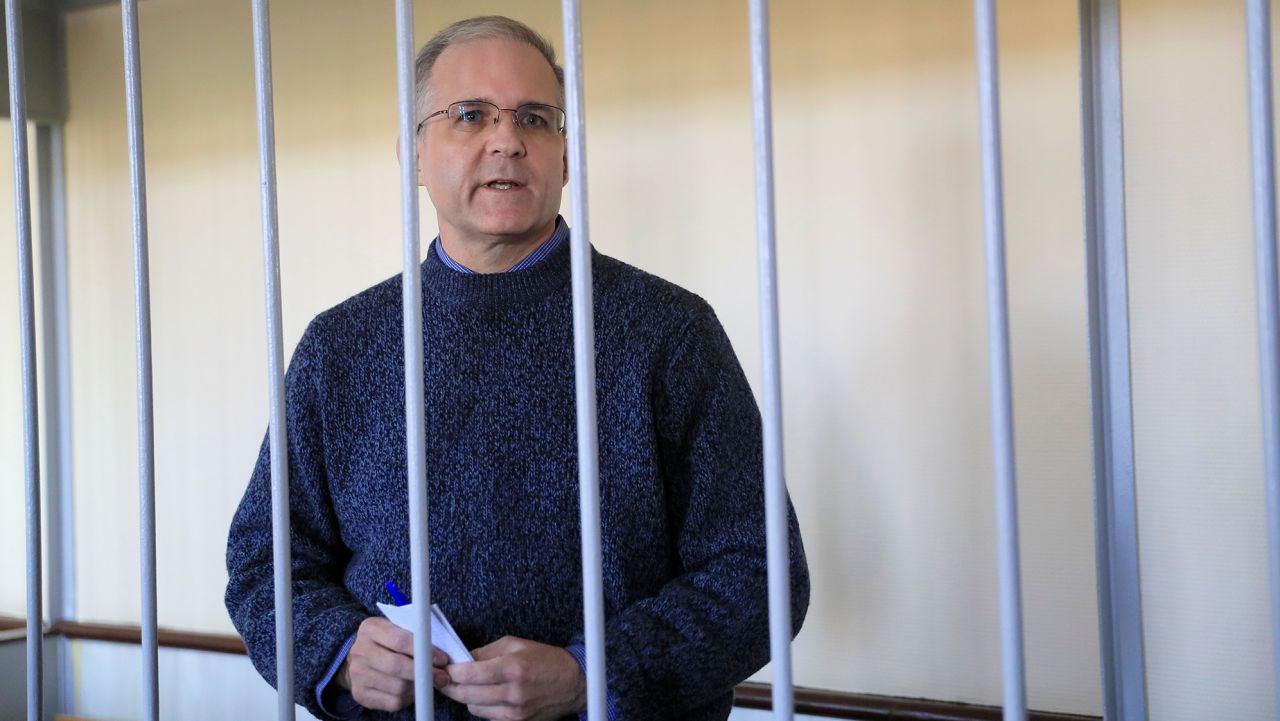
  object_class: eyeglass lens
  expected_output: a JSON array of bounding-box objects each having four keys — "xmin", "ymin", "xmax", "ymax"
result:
[{"xmin": 448, "ymin": 101, "xmax": 565, "ymax": 134}]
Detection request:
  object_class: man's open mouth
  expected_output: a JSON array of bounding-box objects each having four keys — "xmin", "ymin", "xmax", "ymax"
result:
[{"xmin": 485, "ymin": 180, "xmax": 522, "ymax": 190}]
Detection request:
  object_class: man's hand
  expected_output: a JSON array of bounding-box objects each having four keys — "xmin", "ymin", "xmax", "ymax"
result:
[
  {"xmin": 440, "ymin": 636, "xmax": 586, "ymax": 721},
  {"xmin": 337, "ymin": 617, "xmax": 451, "ymax": 712}
]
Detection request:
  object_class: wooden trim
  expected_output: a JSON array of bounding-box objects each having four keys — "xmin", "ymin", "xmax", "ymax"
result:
[
  {"xmin": 51, "ymin": 620, "xmax": 247, "ymax": 655},
  {"xmin": 0, "ymin": 614, "xmax": 27, "ymax": 632},
  {"xmin": 733, "ymin": 682, "xmax": 1100, "ymax": 721},
  {"xmin": 24, "ymin": 619, "xmax": 1101, "ymax": 721}
]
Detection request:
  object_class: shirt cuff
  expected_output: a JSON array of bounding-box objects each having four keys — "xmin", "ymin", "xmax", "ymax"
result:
[
  {"xmin": 564, "ymin": 643, "xmax": 620, "ymax": 721},
  {"xmin": 315, "ymin": 632, "xmax": 361, "ymax": 719}
]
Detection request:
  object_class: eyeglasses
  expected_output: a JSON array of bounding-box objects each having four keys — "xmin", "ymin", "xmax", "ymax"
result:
[{"xmin": 417, "ymin": 100, "xmax": 566, "ymax": 137}]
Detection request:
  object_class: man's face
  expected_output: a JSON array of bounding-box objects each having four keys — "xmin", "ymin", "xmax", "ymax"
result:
[{"xmin": 417, "ymin": 38, "xmax": 568, "ymax": 248}]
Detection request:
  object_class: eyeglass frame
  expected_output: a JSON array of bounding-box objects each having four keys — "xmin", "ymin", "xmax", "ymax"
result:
[{"xmin": 416, "ymin": 99, "xmax": 568, "ymax": 136}]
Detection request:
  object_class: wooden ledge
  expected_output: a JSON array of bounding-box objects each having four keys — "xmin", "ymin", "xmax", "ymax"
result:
[
  {"xmin": 51, "ymin": 620, "xmax": 247, "ymax": 655},
  {"xmin": 0, "ymin": 614, "xmax": 28, "ymax": 632},
  {"xmin": 0, "ymin": 617, "xmax": 1101, "ymax": 721},
  {"xmin": 735, "ymin": 682, "xmax": 1101, "ymax": 720}
]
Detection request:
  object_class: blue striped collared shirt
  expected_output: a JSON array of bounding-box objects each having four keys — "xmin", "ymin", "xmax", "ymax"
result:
[{"xmin": 435, "ymin": 216, "xmax": 569, "ymax": 274}]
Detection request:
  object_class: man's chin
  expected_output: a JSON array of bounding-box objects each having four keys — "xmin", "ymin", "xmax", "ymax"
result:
[{"xmin": 471, "ymin": 220, "xmax": 557, "ymax": 244}]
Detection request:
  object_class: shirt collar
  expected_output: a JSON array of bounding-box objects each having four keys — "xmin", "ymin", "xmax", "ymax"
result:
[{"xmin": 435, "ymin": 216, "xmax": 569, "ymax": 274}]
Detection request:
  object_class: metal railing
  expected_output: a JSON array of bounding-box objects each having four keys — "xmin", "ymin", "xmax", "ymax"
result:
[{"xmin": 13, "ymin": 2, "xmax": 1280, "ymax": 720}]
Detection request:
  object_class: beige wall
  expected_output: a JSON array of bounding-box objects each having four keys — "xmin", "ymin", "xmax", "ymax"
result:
[
  {"xmin": 1, "ymin": 121, "xmax": 24, "ymax": 615},
  {"xmin": 0, "ymin": 0, "xmax": 1274, "ymax": 717},
  {"xmin": 0, "ymin": 122, "xmax": 47, "ymax": 619},
  {"xmin": 1124, "ymin": 2, "xmax": 1275, "ymax": 719}
]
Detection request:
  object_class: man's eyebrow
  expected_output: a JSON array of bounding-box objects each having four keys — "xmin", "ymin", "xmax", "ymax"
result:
[{"xmin": 454, "ymin": 96, "xmax": 558, "ymax": 107}]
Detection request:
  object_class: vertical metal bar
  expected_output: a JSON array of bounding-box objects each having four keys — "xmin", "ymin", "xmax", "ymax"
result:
[
  {"xmin": 120, "ymin": 1, "xmax": 159, "ymax": 718},
  {"xmin": 6, "ymin": 1, "xmax": 43, "ymax": 719},
  {"xmin": 559, "ymin": 2, "xmax": 607, "ymax": 718},
  {"xmin": 745, "ymin": 0, "xmax": 794, "ymax": 718},
  {"xmin": 1245, "ymin": 1, "xmax": 1280, "ymax": 717},
  {"xmin": 972, "ymin": 3, "xmax": 1028, "ymax": 720},
  {"xmin": 1078, "ymin": 2, "xmax": 1149, "ymax": 719},
  {"xmin": 249, "ymin": 1, "xmax": 295, "ymax": 718},
  {"xmin": 394, "ymin": 4, "xmax": 432, "ymax": 721},
  {"xmin": 37, "ymin": 120, "xmax": 77, "ymax": 717}
]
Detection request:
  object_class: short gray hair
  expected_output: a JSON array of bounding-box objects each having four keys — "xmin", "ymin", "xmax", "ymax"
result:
[{"xmin": 415, "ymin": 16, "xmax": 566, "ymax": 124}]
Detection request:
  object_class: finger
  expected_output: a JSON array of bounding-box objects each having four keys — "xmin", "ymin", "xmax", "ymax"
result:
[
  {"xmin": 440, "ymin": 680, "xmax": 511, "ymax": 707},
  {"xmin": 351, "ymin": 685, "xmax": 412, "ymax": 713},
  {"xmin": 370, "ymin": 675, "xmax": 414, "ymax": 702},
  {"xmin": 348, "ymin": 661, "xmax": 413, "ymax": 697},
  {"xmin": 466, "ymin": 703, "xmax": 512, "ymax": 721},
  {"xmin": 432, "ymin": 647, "xmax": 449, "ymax": 667},
  {"xmin": 433, "ymin": 667, "xmax": 452, "ymax": 689},
  {"xmin": 353, "ymin": 648, "xmax": 415, "ymax": 681},
  {"xmin": 446, "ymin": 657, "xmax": 508, "ymax": 686},
  {"xmin": 365, "ymin": 618, "xmax": 415, "ymax": 656},
  {"xmin": 469, "ymin": 635, "xmax": 519, "ymax": 662}
]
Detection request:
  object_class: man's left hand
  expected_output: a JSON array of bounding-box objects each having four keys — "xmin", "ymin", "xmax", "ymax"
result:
[{"xmin": 440, "ymin": 636, "xmax": 586, "ymax": 721}]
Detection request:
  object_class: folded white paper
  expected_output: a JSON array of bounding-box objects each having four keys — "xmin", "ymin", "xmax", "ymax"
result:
[{"xmin": 376, "ymin": 601, "xmax": 474, "ymax": 664}]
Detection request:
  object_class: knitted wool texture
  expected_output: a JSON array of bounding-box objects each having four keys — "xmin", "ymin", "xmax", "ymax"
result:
[{"xmin": 225, "ymin": 240, "xmax": 810, "ymax": 720}]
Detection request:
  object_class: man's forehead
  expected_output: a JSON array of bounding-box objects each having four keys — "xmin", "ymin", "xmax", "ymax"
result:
[{"xmin": 431, "ymin": 38, "xmax": 559, "ymax": 101}]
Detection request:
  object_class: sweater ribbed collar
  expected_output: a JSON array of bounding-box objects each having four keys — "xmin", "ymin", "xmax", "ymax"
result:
[{"xmin": 422, "ymin": 228, "xmax": 575, "ymax": 309}]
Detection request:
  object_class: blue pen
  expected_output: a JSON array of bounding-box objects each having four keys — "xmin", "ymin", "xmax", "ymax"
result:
[{"xmin": 385, "ymin": 579, "xmax": 409, "ymax": 607}]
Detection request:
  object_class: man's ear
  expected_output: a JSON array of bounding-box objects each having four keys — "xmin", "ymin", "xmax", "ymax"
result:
[
  {"xmin": 562, "ymin": 145, "xmax": 569, "ymax": 186},
  {"xmin": 416, "ymin": 134, "xmax": 429, "ymax": 187},
  {"xmin": 394, "ymin": 136, "xmax": 430, "ymax": 188}
]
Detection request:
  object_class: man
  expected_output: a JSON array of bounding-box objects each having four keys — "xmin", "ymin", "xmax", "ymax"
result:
[{"xmin": 226, "ymin": 15, "xmax": 809, "ymax": 721}]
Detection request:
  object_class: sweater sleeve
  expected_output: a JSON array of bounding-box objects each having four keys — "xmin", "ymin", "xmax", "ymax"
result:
[
  {"xmin": 590, "ymin": 307, "xmax": 811, "ymax": 719},
  {"xmin": 225, "ymin": 319, "xmax": 369, "ymax": 718}
]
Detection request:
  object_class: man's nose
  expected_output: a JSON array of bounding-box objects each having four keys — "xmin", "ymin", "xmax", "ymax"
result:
[{"xmin": 485, "ymin": 113, "xmax": 526, "ymax": 157}]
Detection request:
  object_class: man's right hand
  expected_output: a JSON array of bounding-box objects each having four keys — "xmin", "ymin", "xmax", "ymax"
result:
[{"xmin": 337, "ymin": 617, "xmax": 452, "ymax": 712}]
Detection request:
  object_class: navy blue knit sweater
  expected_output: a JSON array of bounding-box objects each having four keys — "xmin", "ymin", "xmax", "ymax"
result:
[{"xmin": 225, "ymin": 238, "xmax": 810, "ymax": 720}]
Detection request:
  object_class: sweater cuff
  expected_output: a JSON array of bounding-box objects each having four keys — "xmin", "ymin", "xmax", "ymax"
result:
[
  {"xmin": 315, "ymin": 632, "xmax": 360, "ymax": 719},
  {"xmin": 565, "ymin": 643, "xmax": 619, "ymax": 721}
]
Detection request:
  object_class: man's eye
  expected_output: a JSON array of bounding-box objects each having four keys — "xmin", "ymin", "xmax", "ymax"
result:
[
  {"xmin": 454, "ymin": 106, "xmax": 489, "ymax": 123},
  {"xmin": 517, "ymin": 112, "xmax": 549, "ymax": 128}
]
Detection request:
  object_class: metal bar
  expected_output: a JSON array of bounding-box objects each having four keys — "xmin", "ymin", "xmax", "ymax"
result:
[
  {"xmin": 559, "ymin": 2, "xmax": 607, "ymax": 717},
  {"xmin": 249, "ymin": 1, "xmax": 295, "ymax": 718},
  {"xmin": 972, "ymin": 3, "xmax": 1028, "ymax": 720},
  {"xmin": 37, "ymin": 120, "xmax": 77, "ymax": 716},
  {"xmin": 1245, "ymin": 1, "xmax": 1280, "ymax": 717},
  {"xmin": 120, "ymin": 1, "xmax": 159, "ymax": 718},
  {"xmin": 394, "ymin": 3, "xmax": 432, "ymax": 720},
  {"xmin": 1078, "ymin": 3, "xmax": 1149, "ymax": 719},
  {"xmin": 6, "ymin": 0, "xmax": 42, "ymax": 718},
  {"xmin": 44, "ymin": 18, "xmax": 76, "ymax": 717},
  {"xmin": 745, "ymin": 0, "xmax": 794, "ymax": 718}
]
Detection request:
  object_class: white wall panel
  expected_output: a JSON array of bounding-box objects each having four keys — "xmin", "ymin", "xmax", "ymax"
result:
[
  {"xmin": 71, "ymin": 640, "xmax": 321, "ymax": 721},
  {"xmin": 1123, "ymin": 1, "xmax": 1277, "ymax": 719}
]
